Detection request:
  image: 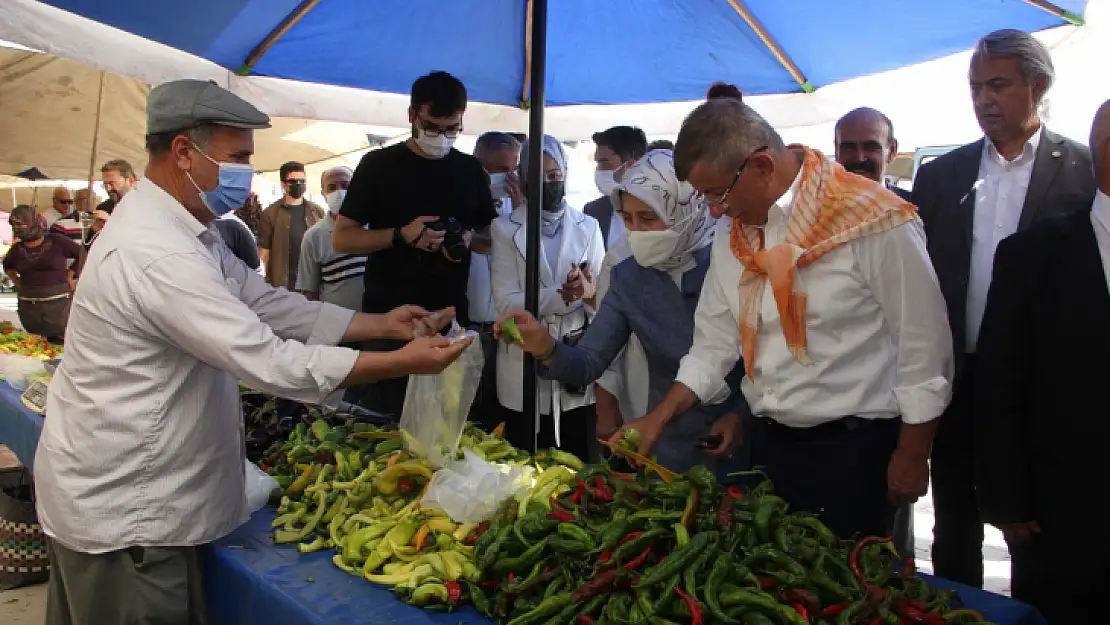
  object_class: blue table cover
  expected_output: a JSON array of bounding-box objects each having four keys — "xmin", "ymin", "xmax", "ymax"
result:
[
  {"xmin": 0, "ymin": 381, "xmax": 1045, "ymax": 625},
  {"xmin": 0, "ymin": 384, "xmax": 43, "ymax": 472}
]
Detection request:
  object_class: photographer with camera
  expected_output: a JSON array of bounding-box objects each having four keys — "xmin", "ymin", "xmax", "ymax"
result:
[{"xmin": 333, "ymin": 71, "xmax": 498, "ymax": 417}]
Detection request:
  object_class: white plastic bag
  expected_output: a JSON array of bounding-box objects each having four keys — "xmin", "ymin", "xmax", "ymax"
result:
[
  {"xmin": 244, "ymin": 459, "xmax": 279, "ymax": 513},
  {"xmin": 400, "ymin": 326, "xmax": 484, "ymax": 468},
  {"xmin": 421, "ymin": 449, "xmax": 534, "ymax": 523},
  {"xmin": 0, "ymin": 354, "xmax": 47, "ymax": 391}
]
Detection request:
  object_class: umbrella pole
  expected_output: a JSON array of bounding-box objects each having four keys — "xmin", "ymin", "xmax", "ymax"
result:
[
  {"xmin": 85, "ymin": 70, "xmax": 107, "ymax": 213},
  {"xmin": 522, "ymin": 0, "xmax": 548, "ymax": 453}
]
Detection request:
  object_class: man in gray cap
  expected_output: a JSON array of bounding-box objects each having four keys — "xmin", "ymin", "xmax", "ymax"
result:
[{"xmin": 33, "ymin": 79, "xmax": 473, "ymax": 625}]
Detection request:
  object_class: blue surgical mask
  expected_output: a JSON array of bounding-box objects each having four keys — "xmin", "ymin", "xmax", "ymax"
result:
[{"xmin": 186, "ymin": 144, "xmax": 254, "ymax": 216}]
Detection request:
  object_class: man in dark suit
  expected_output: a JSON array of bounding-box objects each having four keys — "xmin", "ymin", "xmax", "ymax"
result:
[
  {"xmin": 834, "ymin": 106, "xmax": 916, "ymax": 562},
  {"xmin": 911, "ymin": 28, "xmax": 1096, "ymax": 588},
  {"xmin": 973, "ymin": 98, "xmax": 1110, "ymax": 623},
  {"xmin": 585, "ymin": 126, "xmax": 647, "ymax": 249}
]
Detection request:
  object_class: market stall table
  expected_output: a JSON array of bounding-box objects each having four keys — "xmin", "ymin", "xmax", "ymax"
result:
[{"xmin": 0, "ymin": 384, "xmax": 1047, "ymax": 625}]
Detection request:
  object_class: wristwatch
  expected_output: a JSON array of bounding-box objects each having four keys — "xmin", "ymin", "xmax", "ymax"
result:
[{"xmin": 392, "ymin": 227, "xmax": 408, "ymax": 248}]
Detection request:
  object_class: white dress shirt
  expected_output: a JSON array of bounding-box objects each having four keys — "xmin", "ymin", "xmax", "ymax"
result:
[
  {"xmin": 677, "ymin": 169, "xmax": 953, "ymax": 427},
  {"xmin": 35, "ymin": 179, "xmax": 359, "ymax": 554},
  {"xmin": 1093, "ymin": 191, "xmax": 1110, "ymax": 290},
  {"xmin": 468, "ymin": 198, "xmax": 513, "ymax": 323},
  {"xmin": 966, "ymin": 129, "xmax": 1042, "ymax": 352}
]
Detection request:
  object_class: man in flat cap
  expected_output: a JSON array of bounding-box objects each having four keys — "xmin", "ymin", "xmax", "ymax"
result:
[{"xmin": 34, "ymin": 79, "xmax": 473, "ymax": 625}]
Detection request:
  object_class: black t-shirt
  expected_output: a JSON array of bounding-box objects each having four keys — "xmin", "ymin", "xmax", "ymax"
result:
[
  {"xmin": 340, "ymin": 143, "xmax": 496, "ymax": 323},
  {"xmin": 212, "ymin": 218, "xmax": 261, "ymax": 270},
  {"xmin": 96, "ymin": 198, "xmax": 115, "ymax": 214}
]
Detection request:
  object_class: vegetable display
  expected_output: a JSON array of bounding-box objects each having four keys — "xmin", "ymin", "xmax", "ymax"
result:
[
  {"xmin": 259, "ymin": 408, "xmax": 995, "ymax": 625},
  {"xmin": 0, "ymin": 322, "xmax": 62, "ymax": 360}
]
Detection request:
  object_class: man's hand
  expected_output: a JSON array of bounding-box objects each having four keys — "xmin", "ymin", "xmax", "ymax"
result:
[
  {"xmin": 560, "ymin": 262, "xmax": 596, "ymax": 306},
  {"xmin": 887, "ymin": 447, "xmax": 930, "ymax": 506},
  {"xmin": 441, "ymin": 230, "xmax": 473, "ymax": 263},
  {"xmin": 609, "ymin": 412, "xmax": 665, "ymax": 458},
  {"xmin": 402, "ymin": 216, "xmax": 445, "ymax": 252},
  {"xmin": 506, "ymin": 171, "xmax": 523, "ymax": 208},
  {"xmin": 706, "ymin": 413, "xmax": 743, "ymax": 458},
  {"xmin": 383, "ymin": 305, "xmax": 455, "ymax": 341},
  {"xmin": 392, "ymin": 335, "xmax": 474, "ymax": 375},
  {"xmin": 494, "ymin": 311, "xmax": 554, "ymax": 356},
  {"xmin": 1000, "ymin": 521, "xmax": 1041, "ymax": 547}
]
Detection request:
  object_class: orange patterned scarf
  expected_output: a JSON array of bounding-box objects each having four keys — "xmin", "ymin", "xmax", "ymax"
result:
[{"xmin": 730, "ymin": 146, "xmax": 919, "ymax": 379}]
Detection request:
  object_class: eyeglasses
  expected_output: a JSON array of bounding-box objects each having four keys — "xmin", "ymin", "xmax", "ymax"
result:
[
  {"xmin": 417, "ymin": 117, "xmax": 463, "ymax": 138},
  {"xmin": 703, "ymin": 145, "xmax": 769, "ymax": 208}
]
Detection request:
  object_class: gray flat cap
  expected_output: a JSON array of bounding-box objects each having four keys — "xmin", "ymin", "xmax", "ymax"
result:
[{"xmin": 147, "ymin": 79, "xmax": 271, "ymax": 134}]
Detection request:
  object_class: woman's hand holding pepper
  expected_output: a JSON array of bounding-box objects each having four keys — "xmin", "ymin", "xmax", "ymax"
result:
[
  {"xmin": 494, "ymin": 311, "xmax": 555, "ymax": 356},
  {"xmin": 610, "ymin": 413, "xmax": 665, "ymax": 458}
]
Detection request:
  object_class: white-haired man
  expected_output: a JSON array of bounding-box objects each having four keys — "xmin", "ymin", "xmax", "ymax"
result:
[{"xmin": 296, "ymin": 166, "xmax": 364, "ymax": 311}]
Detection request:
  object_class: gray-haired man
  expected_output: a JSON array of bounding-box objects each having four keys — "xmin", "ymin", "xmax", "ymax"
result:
[
  {"xmin": 911, "ymin": 28, "xmax": 1095, "ymax": 588},
  {"xmin": 35, "ymin": 79, "xmax": 471, "ymax": 625}
]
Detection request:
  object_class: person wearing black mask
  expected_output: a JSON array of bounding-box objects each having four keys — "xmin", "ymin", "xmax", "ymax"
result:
[
  {"xmin": 489, "ymin": 134, "xmax": 605, "ymax": 458},
  {"xmin": 259, "ymin": 161, "xmax": 326, "ymax": 288},
  {"xmin": 834, "ymin": 107, "xmax": 910, "ymax": 201}
]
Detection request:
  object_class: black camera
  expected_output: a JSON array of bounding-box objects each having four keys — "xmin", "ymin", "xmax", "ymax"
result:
[{"xmin": 426, "ymin": 217, "xmax": 468, "ymax": 259}]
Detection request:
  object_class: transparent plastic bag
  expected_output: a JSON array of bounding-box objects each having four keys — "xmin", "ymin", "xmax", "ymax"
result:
[
  {"xmin": 421, "ymin": 449, "xmax": 534, "ymax": 523},
  {"xmin": 0, "ymin": 354, "xmax": 47, "ymax": 391},
  {"xmin": 244, "ymin": 459, "xmax": 279, "ymax": 513},
  {"xmin": 400, "ymin": 325, "xmax": 484, "ymax": 468}
]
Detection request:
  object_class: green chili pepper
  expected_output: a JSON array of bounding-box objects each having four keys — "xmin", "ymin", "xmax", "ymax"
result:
[
  {"xmin": 685, "ymin": 465, "xmax": 718, "ymax": 499},
  {"xmin": 606, "ymin": 592, "xmax": 633, "ymax": 622},
  {"xmin": 753, "ymin": 495, "xmax": 785, "ymax": 543},
  {"xmin": 704, "ymin": 551, "xmax": 740, "ymax": 624},
  {"xmin": 651, "ymin": 480, "xmax": 693, "ymax": 500},
  {"xmin": 717, "ymin": 586, "xmax": 808, "ymax": 625},
  {"xmin": 505, "ymin": 592, "xmax": 575, "ymax": 625},
  {"xmin": 557, "ymin": 523, "xmax": 596, "ymax": 549},
  {"xmin": 612, "ymin": 528, "xmax": 668, "ymax": 562},
  {"xmin": 464, "ymin": 580, "xmax": 492, "ymax": 616},
  {"xmin": 477, "ymin": 524, "xmax": 513, "ymax": 572},
  {"xmin": 492, "ymin": 536, "xmax": 550, "ymax": 578},
  {"xmin": 637, "ymin": 531, "xmax": 712, "ymax": 587},
  {"xmin": 501, "ymin": 317, "xmax": 525, "ymax": 344},
  {"xmin": 373, "ymin": 438, "xmax": 403, "ymax": 455},
  {"xmin": 629, "ymin": 510, "xmax": 685, "ymax": 522},
  {"xmin": 652, "ymin": 573, "xmax": 682, "ymax": 616},
  {"xmin": 836, "ymin": 599, "xmax": 869, "ymax": 625},
  {"xmin": 549, "ymin": 536, "xmax": 590, "ymax": 554},
  {"xmin": 685, "ymin": 531, "xmax": 719, "ymax": 597},
  {"xmin": 592, "ymin": 511, "xmax": 630, "ymax": 553},
  {"xmin": 544, "ymin": 576, "xmax": 567, "ymax": 599}
]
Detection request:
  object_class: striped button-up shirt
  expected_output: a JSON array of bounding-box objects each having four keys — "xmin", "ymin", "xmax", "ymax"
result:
[{"xmin": 35, "ymin": 179, "xmax": 359, "ymax": 554}]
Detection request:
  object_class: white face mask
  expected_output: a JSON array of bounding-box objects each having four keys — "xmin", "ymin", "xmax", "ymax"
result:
[
  {"xmin": 488, "ymin": 172, "xmax": 508, "ymax": 200},
  {"xmin": 414, "ymin": 128, "xmax": 456, "ymax": 159},
  {"xmin": 594, "ymin": 169, "xmax": 618, "ymax": 196},
  {"xmin": 627, "ymin": 228, "xmax": 682, "ymax": 269},
  {"xmin": 325, "ymin": 189, "xmax": 346, "ymax": 214}
]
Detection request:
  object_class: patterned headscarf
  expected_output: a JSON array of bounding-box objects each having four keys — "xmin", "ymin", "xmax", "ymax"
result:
[
  {"xmin": 611, "ymin": 149, "xmax": 716, "ymax": 272},
  {"xmin": 519, "ymin": 134, "xmax": 569, "ymax": 237}
]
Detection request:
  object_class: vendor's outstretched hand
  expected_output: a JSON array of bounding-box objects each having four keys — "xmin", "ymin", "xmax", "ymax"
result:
[
  {"xmin": 494, "ymin": 311, "xmax": 554, "ymax": 356},
  {"xmin": 394, "ymin": 335, "xmax": 473, "ymax": 374},
  {"xmin": 387, "ymin": 305, "xmax": 455, "ymax": 340}
]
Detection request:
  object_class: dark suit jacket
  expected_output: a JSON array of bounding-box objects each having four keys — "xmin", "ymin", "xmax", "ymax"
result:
[
  {"xmin": 911, "ymin": 129, "xmax": 1096, "ymax": 378},
  {"xmin": 583, "ymin": 195, "xmax": 615, "ymax": 249},
  {"xmin": 974, "ymin": 209, "xmax": 1110, "ymax": 533}
]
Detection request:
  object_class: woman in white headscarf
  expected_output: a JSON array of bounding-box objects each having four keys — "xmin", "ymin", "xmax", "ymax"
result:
[
  {"xmin": 496, "ymin": 150, "xmax": 752, "ymax": 475},
  {"xmin": 489, "ymin": 134, "xmax": 606, "ymax": 459}
]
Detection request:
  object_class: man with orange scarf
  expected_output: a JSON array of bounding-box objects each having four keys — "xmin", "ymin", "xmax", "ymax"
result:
[{"xmin": 615, "ymin": 97, "xmax": 954, "ymax": 543}]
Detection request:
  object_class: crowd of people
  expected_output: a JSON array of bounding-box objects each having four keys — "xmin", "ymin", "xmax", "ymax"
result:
[{"xmin": 9, "ymin": 25, "xmax": 1105, "ymax": 625}]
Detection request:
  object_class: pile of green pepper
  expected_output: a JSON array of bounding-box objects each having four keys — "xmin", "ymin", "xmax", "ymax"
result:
[{"xmin": 471, "ymin": 465, "xmax": 997, "ymax": 625}]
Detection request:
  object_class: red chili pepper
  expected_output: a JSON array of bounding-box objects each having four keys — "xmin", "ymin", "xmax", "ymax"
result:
[
  {"xmin": 507, "ymin": 571, "xmax": 516, "ymax": 582},
  {"xmin": 674, "ymin": 587, "xmax": 704, "ymax": 625},
  {"xmin": 546, "ymin": 509, "xmax": 576, "ymax": 522},
  {"xmin": 593, "ymin": 476, "xmax": 606, "ymax": 489},
  {"xmin": 568, "ymin": 486, "xmax": 586, "ymax": 506},
  {"xmin": 575, "ymin": 617, "xmax": 594, "ymax": 625},
  {"xmin": 791, "ymin": 602, "xmax": 809, "ymax": 621},
  {"xmin": 623, "ymin": 547, "xmax": 653, "ymax": 570},
  {"xmin": 819, "ymin": 602, "xmax": 851, "ymax": 618},
  {"xmin": 259, "ymin": 462, "xmax": 271, "ymax": 472},
  {"xmin": 593, "ymin": 487, "xmax": 614, "ymax": 502},
  {"xmin": 610, "ymin": 472, "xmax": 632, "ymax": 481},
  {"xmin": 726, "ymin": 486, "xmax": 744, "ymax": 499},
  {"xmin": 397, "ymin": 480, "xmax": 414, "ymax": 495},
  {"xmin": 850, "ymin": 536, "xmax": 893, "ymax": 583},
  {"xmin": 598, "ymin": 549, "xmax": 612, "ymax": 563},
  {"xmin": 443, "ymin": 580, "xmax": 461, "ymax": 603},
  {"xmin": 576, "ymin": 477, "xmax": 589, "ymax": 490},
  {"xmin": 481, "ymin": 580, "xmax": 498, "ymax": 589},
  {"xmin": 619, "ymin": 531, "xmax": 645, "ymax": 546}
]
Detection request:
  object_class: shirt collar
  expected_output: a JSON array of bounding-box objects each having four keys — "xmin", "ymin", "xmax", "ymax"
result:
[
  {"xmin": 984, "ymin": 125, "xmax": 1043, "ymax": 167},
  {"xmin": 137, "ymin": 178, "xmax": 207, "ymax": 239},
  {"xmin": 768, "ymin": 159, "xmax": 805, "ymax": 225},
  {"xmin": 1093, "ymin": 191, "xmax": 1110, "ymax": 235}
]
